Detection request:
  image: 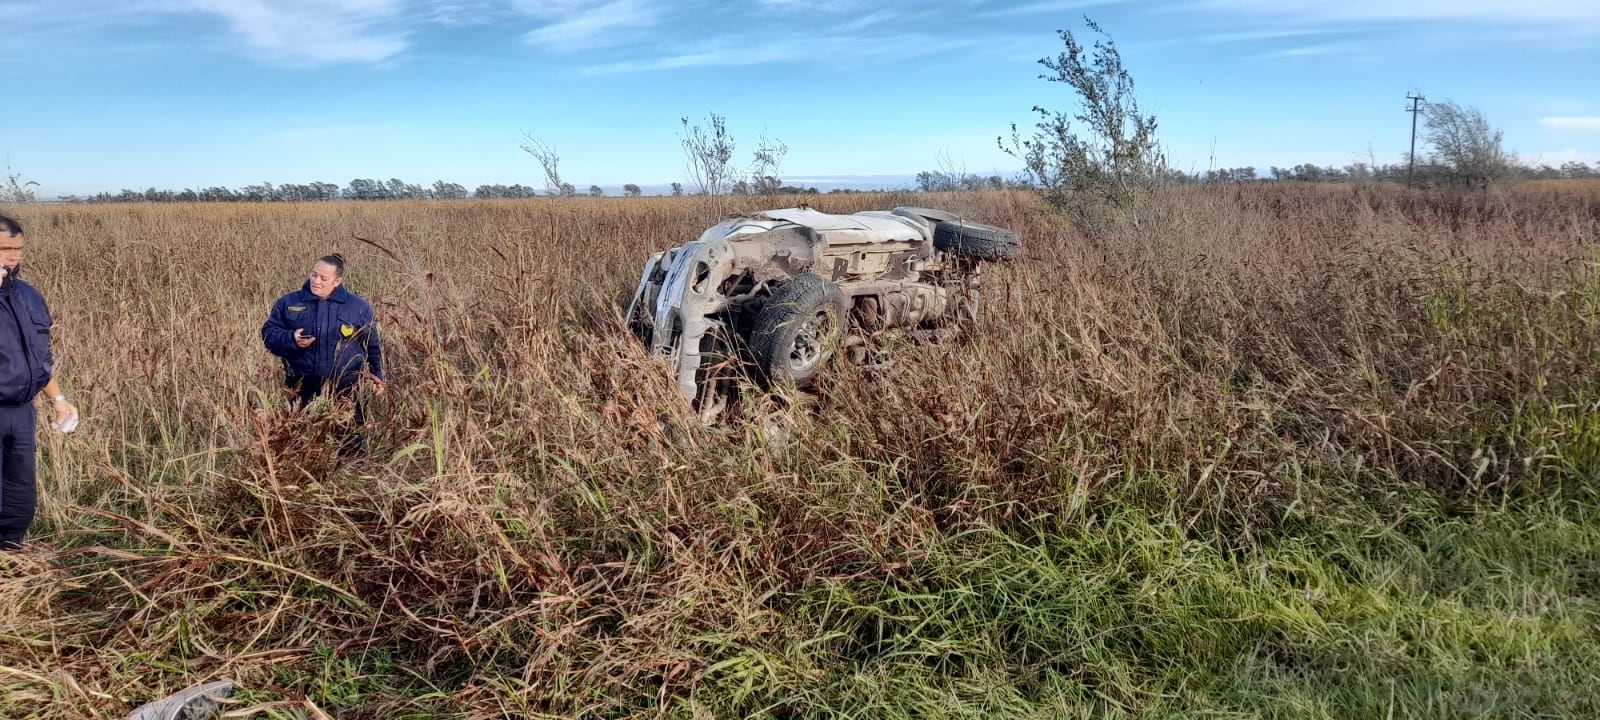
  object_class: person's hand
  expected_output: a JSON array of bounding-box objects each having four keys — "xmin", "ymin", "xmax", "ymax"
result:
[
  {"xmin": 294, "ymin": 328, "xmax": 316, "ymax": 348},
  {"xmin": 371, "ymin": 379, "xmax": 387, "ymax": 396},
  {"xmin": 50, "ymin": 399, "xmax": 80, "ymax": 434}
]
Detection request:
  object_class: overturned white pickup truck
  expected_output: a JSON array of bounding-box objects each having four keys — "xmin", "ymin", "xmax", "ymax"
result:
[{"xmin": 626, "ymin": 205, "xmax": 1020, "ymax": 420}]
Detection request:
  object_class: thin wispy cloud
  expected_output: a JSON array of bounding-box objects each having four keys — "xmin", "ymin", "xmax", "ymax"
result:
[
  {"xmin": 188, "ymin": 0, "xmax": 409, "ymax": 65},
  {"xmin": 580, "ymin": 31, "xmax": 975, "ymax": 75},
  {"xmin": 1260, "ymin": 42, "xmax": 1361, "ymax": 58},
  {"xmin": 425, "ymin": 1, "xmax": 505, "ymax": 27},
  {"xmin": 1190, "ymin": 0, "xmax": 1600, "ymax": 26},
  {"xmin": 1541, "ymin": 117, "xmax": 1600, "ymax": 131},
  {"xmin": 1161, "ymin": 0, "xmax": 1600, "ymax": 57},
  {"xmin": 978, "ymin": 0, "xmax": 1121, "ymax": 19},
  {"xmin": 837, "ymin": 10, "xmax": 902, "ymax": 33},
  {"xmin": 756, "ymin": 0, "xmax": 874, "ymax": 13},
  {"xmin": 521, "ymin": 0, "xmax": 664, "ymax": 52},
  {"xmin": 1195, "ymin": 29, "xmax": 1326, "ymax": 44},
  {"xmin": 1, "ymin": 0, "xmax": 191, "ymax": 27},
  {"xmin": 7, "ymin": 0, "xmax": 417, "ymax": 66}
]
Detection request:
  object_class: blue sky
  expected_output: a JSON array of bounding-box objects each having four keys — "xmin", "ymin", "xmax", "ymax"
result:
[{"xmin": 4, "ymin": 0, "xmax": 1598, "ymax": 197}]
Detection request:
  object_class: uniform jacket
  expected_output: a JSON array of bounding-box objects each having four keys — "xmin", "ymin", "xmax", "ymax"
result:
[
  {"xmin": 261, "ymin": 282, "xmax": 384, "ymax": 382},
  {"xmin": 0, "ymin": 271, "xmax": 54, "ymax": 406}
]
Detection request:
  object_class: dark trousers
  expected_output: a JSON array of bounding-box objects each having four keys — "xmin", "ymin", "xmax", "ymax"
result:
[
  {"xmin": 0, "ymin": 404, "xmax": 37, "ymax": 550},
  {"xmin": 286, "ymin": 374, "xmax": 366, "ymax": 453}
]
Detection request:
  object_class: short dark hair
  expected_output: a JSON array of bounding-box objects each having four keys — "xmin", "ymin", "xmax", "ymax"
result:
[
  {"xmin": 317, "ymin": 253, "xmax": 345, "ymax": 277},
  {"xmin": 0, "ymin": 214, "xmax": 21, "ymax": 237}
]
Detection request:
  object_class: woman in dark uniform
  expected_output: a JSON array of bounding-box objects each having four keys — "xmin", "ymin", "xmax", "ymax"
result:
[{"xmin": 260, "ymin": 254, "xmax": 385, "ymax": 451}]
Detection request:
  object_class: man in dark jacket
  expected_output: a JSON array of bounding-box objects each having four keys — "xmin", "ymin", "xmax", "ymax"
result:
[
  {"xmin": 260, "ymin": 254, "xmax": 385, "ymax": 451},
  {"xmin": 0, "ymin": 214, "xmax": 80, "ymax": 551}
]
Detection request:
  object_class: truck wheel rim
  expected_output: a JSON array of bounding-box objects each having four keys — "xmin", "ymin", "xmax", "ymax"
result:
[{"xmin": 788, "ymin": 311, "xmax": 831, "ymax": 371}]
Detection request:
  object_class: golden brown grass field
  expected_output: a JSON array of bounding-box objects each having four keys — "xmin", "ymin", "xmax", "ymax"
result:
[{"xmin": 2, "ymin": 183, "xmax": 1599, "ymax": 718}]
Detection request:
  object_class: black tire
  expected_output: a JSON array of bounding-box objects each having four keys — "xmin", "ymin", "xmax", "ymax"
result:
[
  {"xmin": 750, "ymin": 273, "xmax": 848, "ymax": 388},
  {"xmin": 933, "ymin": 220, "xmax": 1020, "ymax": 262},
  {"xmin": 893, "ymin": 206, "xmax": 962, "ymax": 223}
]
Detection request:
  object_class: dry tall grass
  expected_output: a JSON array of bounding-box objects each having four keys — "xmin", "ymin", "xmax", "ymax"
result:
[{"xmin": 1, "ymin": 185, "xmax": 1597, "ymax": 718}]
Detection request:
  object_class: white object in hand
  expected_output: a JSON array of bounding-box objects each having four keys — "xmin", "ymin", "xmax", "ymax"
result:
[{"xmin": 52, "ymin": 409, "xmax": 79, "ymax": 433}]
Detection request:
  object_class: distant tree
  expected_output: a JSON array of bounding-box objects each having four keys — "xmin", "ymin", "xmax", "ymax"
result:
[
  {"xmin": 623, "ymin": 183, "xmax": 642, "ymax": 197},
  {"xmin": 468, "ymin": 183, "xmax": 539, "ymax": 199},
  {"xmin": 344, "ymin": 178, "xmax": 383, "ymax": 200},
  {"xmin": 679, "ymin": 113, "xmax": 736, "ymax": 195},
  {"xmin": 519, "ymin": 133, "xmax": 566, "ymax": 196},
  {"xmin": 746, "ymin": 136, "xmax": 788, "ymax": 194},
  {"xmin": 1525, "ymin": 164, "xmax": 1560, "ymax": 180},
  {"xmin": 243, "ymin": 182, "xmax": 277, "ymax": 201},
  {"xmin": 731, "ymin": 180, "xmax": 750, "ymax": 195},
  {"xmin": 751, "ymin": 175, "xmax": 781, "ymax": 195},
  {"xmin": 916, "ymin": 171, "xmax": 956, "ymax": 192},
  {"xmin": 916, "ymin": 169, "xmax": 1005, "ymax": 192},
  {"xmin": 671, "ymin": 182, "xmax": 684, "ymax": 197},
  {"xmin": 1200, "ymin": 166, "xmax": 1258, "ymax": 183},
  {"xmin": 559, "ymin": 182, "xmax": 576, "ymax": 197},
  {"xmin": 2, "ymin": 165, "xmax": 39, "ymax": 203},
  {"xmin": 999, "ymin": 17, "xmax": 1166, "ymax": 208},
  {"xmin": 1422, "ymin": 99, "xmax": 1511, "ymax": 189},
  {"xmin": 432, "ymin": 181, "xmax": 468, "ymax": 200},
  {"xmin": 588, "ymin": 184, "xmax": 604, "ymax": 197}
]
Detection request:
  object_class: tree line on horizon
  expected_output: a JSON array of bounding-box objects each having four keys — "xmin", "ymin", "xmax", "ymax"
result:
[
  {"xmin": 19, "ymin": 178, "xmax": 840, "ymax": 204},
  {"xmin": 17, "ymin": 155, "xmax": 1592, "ymax": 205}
]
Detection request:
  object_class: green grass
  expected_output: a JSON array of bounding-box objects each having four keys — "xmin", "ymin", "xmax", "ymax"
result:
[{"xmin": 683, "ymin": 498, "xmax": 1600, "ymax": 719}]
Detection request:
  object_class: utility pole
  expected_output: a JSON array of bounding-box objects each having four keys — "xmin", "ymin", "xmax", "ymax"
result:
[{"xmin": 1406, "ymin": 93, "xmax": 1426, "ymax": 187}]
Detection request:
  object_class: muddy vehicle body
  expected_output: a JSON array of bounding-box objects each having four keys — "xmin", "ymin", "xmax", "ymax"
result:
[{"xmin": 626, "ymin": 205, "xmax": 1019, "ymax": 420}]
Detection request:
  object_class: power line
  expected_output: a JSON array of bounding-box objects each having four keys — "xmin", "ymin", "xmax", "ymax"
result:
[{"xmin": 1406, "ymin": 93, "xmax": 1426, "ymax": 187}]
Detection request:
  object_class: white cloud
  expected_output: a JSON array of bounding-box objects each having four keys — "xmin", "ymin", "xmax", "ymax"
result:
[
  {"xmin": 1195, "ymin": 29, "xmax": 1325, "ymax": 44},
  {"xmin": 978, "ymin": 0, "xmax": 1121, "ymax": 19},
  {"xmin": 1191, "ymin": 0, "xmax": 1600, "ymax": 25},
  {"xmin": 185, "ymin": 0, "xmax": 409, "ymax": 65},
  {"xmin": 837, "ymin": 10, "xmax": 901, "ymax": 33},
  {"xmin": 756, "ymin": 0, "xmax": 872, "ymax": 13},
  {"xmin": 1260, "ymin": 42, "xmax": 1362, "ymax": 58},
  {"xmin": 1, "ymin": 0, "xmax": 415, "ymax": 65},
  {"xmin": 521, "ymin": 0, "xmax": 663, "ymax": 52},
  {"xmin": 3, "ymin": 0, "xmax": 190, "ymax": 28},
  {"xmin": 1515, "ymin": 148, "xmax": 1600, "ymax": 167},
  {"xmin": 426, "ymin": 1, "xmax": 505, "ymax": 26},
  {"xmin": 581, "ymin": 32, "xmax": 969, "ymax": 74},
  {"xmin": 1540, "ymin": 116, "xmax": 1600, "ymax": 131}
]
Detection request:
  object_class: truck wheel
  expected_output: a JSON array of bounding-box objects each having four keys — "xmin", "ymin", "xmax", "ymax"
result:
[
  {"xmin": 750, "ymin": 273, "xmax": 848, "ymax": 388},
  {"xmin": 933, "ymin": 220, "xmax": 1020, "ymax": 262},
  {"xmin": 892, "ymin": 206, "xmax": 962, "ymax": 223}
]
